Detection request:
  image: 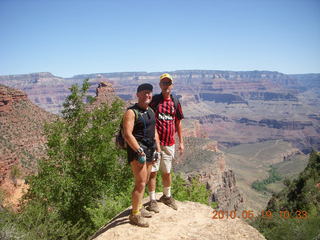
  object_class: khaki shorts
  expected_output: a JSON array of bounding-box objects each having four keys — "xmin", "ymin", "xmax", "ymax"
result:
[{"xmin": 151, "ymin": 145, "xmax": 175, "ymax": 173}]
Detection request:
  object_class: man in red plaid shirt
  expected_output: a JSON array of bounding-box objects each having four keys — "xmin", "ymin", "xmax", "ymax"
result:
[{"xmin": 147, "ymin": 73, "xmax": 184, "ymax": 212}]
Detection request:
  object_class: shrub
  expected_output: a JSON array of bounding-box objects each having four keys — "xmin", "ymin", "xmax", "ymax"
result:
[{"xmin": 155, "ymin": 171, "xmax": 212, "ymax": 205}]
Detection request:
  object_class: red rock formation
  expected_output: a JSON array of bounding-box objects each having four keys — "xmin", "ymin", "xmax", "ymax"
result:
[
  {"xmin": 93, "ymin": 81, "xmax": 117, "ymax": 105},
  {"xmin": 85, "ymin": 80, "xmax": 124, "ymax": 112},
  {"xmin": 0, "ymin": 85, "xmax": 27, "ymax": 112},
  {"xmin": 0, "ymin": 84, "xmax": 55, "ymax": 187}
]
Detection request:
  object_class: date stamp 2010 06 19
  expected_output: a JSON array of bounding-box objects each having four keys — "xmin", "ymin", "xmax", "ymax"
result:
[{"xmin": 212, "ymin": 210, "xmax": 308, "ymax": 220}]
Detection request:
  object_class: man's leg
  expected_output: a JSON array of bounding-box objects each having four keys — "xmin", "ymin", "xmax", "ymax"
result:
[
  {"xmin": 130, "ymin": 160, "xmax": 149, "ymax": 227},
  {"xmin": 148, "ymin": 155, "xmax": 160, "ymax": 195},
  {"xmin": 159, "ymin": 145, "xmax": 178, "ymax": 210},
  {"xmin": 146, "ymin": 164, "xmax": 160, "ymax": 213},
  {"xmin": 148, "ymin": 172, "xmax": 157, "ymax": 193},
  {"xmin": 162, "ymin": 172, "xmax": 172, "ymax": 196},
  {"xmin": 160, "ymin": 144, "xmax": 174, "ymax": 193}
]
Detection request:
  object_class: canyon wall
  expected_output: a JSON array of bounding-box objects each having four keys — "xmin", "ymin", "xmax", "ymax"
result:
[
  {"xmin": 0, "ymin": 84, "xmax": 55, "ymax": 185},
  {"xmin": 1, "ymin": 70, "xmax": 319, "ymax": 153}
]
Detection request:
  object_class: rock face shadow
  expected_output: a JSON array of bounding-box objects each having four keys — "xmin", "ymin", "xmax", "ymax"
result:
[{"xmin": 89, "ymin": 208, "xmax": 131, "ymax": 239}]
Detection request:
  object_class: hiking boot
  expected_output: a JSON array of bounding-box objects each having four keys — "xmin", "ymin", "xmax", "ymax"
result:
[
  {"xmin": 146, "ymin": 200, "xmax": 160, "ymax": 213},
  {"xmin": 159, "ymin": 195, "xmax": 178, "ymax": 210},
  {"xmin": 129, "ymin": 214, "xmax": 149, "ymax": 227},
  {"xmin": 140, "ymin": 206, "xmax": 153, "ymax": 218}
]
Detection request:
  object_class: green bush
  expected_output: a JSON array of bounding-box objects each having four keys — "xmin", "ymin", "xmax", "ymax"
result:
[
  {"xmin": 251, "ymin": 152, "xmax": 320, "ymax": 240},
  {"xmin": 172, "ymin": 173, "xmax": 211, "ymax": 205},
  {"xmin": 154, "ymin": 171, "xmax": 212, "ymax": 206},
  {"xmin": 0, "ymin": 202, "xmax": 84, "ymax": 240},
  {"xmin": 251, "ymin": 214, "xmax": 320, "ymax": 240},
  {"xmin": 86, "ymin": 191, "xmax": 132, "ymax": 229}
]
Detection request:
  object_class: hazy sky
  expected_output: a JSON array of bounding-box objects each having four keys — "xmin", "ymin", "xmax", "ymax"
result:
[{"xmin": 1, "ymin": 0, "xmax": 319, "ymax": 77}]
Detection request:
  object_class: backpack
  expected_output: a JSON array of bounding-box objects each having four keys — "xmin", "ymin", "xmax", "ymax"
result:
[
  {"xmin": 151, "ymin": 93, "xmax": 179, "ymax": 112},
  {"xmin": 115, "ymin": 108, "xmax": 140, "ymax": 150}
]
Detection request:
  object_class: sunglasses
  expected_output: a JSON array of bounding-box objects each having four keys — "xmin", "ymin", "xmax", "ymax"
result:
[{"xmin": 160, "ymin": 81, "xmax": 172, "ymax": 86}]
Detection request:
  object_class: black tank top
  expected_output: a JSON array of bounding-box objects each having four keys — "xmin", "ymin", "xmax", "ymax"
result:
[{"xmin": 129, "ymin": 104, "xmax": 156, "ymax": 146}]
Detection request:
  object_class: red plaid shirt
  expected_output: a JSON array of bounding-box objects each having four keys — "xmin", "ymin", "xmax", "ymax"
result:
[{"xmin": 150, "ymin": 96, "xmax": 184, "ymax": 146}]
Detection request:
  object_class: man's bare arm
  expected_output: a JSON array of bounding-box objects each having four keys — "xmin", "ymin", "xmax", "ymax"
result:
[
  {"xmin": 176, "ymin": 119, "xmax": 184, "ymax": 153},
  {"xmin": 123, "ymin": 110, "xmax": 140, "ymax": 152},
  {"xmin": 155, "ymin": 129, "xmax": 161, "ymax": 152}
]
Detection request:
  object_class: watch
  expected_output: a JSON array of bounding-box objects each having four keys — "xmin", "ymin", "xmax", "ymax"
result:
[{"xmin": 136, "ymin": 147, "xmax": 144, "ymax": 155}]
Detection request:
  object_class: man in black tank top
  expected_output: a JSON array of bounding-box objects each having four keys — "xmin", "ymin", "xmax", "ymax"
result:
[{"xmin": 122, "ymin": 83, "xmax": 161, "ymax": 227}]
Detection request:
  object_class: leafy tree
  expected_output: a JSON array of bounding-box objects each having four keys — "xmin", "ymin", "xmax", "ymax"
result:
[{"xmin": 23, "ymin": 79, "xmax": 132, "ymax": 237}]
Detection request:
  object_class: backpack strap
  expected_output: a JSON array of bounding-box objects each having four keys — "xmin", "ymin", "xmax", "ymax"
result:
[
  {"xmin": 171, "ymin": 93, "xmax": 179, "ymax": 110},
  {"xmin": 120, "ymin": 107, "xmax": 140, "ymax": 128},
  {"xmin": 129, "ymin": 107, "xmax": 150, "ymax": 137},
  {"xmin": 151, "ymin": 94, "xmax": 162, "ymax": 112},
  {"xmin": 152, "ymin": 93, "xmax": 179, "ymax": 112},
  {"xmin": 131, "ymin": 108, "xmax": 140, "ymax": 123}
]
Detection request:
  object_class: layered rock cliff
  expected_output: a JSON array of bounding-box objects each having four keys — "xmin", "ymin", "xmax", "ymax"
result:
[
  {"xmin": 0, "ymin": 85, "xmax": 28, "ymax": 113},
  {"xmin": 0, "ymin": 84, "xmax": 55, "ymax": 186},
  {"xmin": 175, "ymin": 137, "xmax": 244, "ymax": 211},
  {"xmin": 196, "ymin": 165, "xmax": 244, "ymax": 211},
  {"xmin": 1, "ymin": 70, "xmax": 318, "ymax": 153},
  {"xmin": 0, "ymin": 70, "xmax": 316, "ymax": 114}
]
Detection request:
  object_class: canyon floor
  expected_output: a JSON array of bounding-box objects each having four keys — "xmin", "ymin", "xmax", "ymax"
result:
[{"xmin": 224, "ymin": 140, "xmax": 308, "ymax": 212}]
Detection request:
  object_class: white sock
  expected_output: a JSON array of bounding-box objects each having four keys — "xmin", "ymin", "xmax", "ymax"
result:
[
  {"xmin": 163, "ymin": 187, "xmax": 171, "ymax": 197},
  {"xmin": 149, "ymin": 191, "xmax": 156, "ymax": 201}
]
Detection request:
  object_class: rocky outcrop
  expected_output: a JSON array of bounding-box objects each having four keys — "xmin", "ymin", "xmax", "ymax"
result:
[
  {"xmin": 88, "ymin": 81, "xmax": 119, "ymax": 108},
  {"xmin": 92, "ymin": 196, "xmax": 265, "ymax": 240},
  {"xmin": 195, "ymin": 167, "xmax": 244, "ymax": 211},
  {"xmin": 188, "ymin": 152, "xmax": 244, "ymax": 211},
  {"xmin": 0, "ymin": 85, "xmax": 28, "ymax": 112},
  {"xmin": 176, "ymin": 137, "xmax": 244, "ymax": 212}
]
